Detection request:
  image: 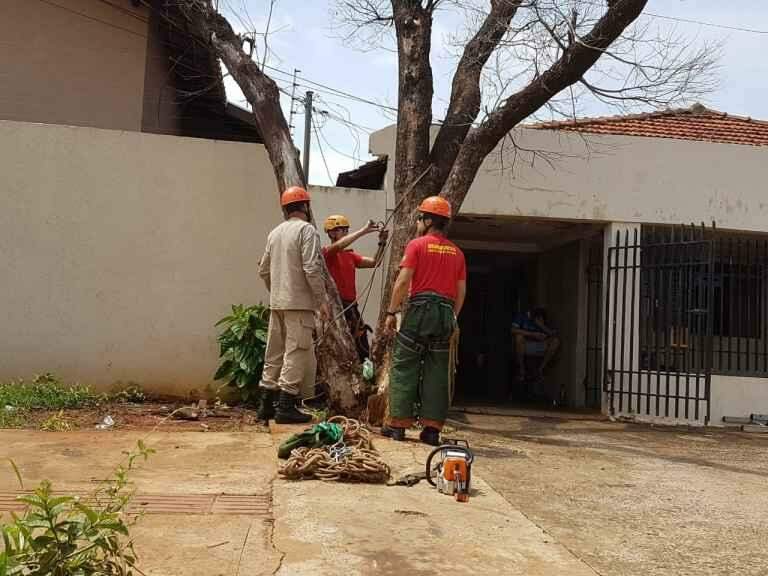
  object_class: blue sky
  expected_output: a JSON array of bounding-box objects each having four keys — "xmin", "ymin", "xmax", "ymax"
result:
[{"xmin": 220, "ymin": 1, "xmax": 768, "ymax": 186}]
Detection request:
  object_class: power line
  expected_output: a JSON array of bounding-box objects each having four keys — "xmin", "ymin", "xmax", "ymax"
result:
[
  {"xmin": 314, "ymin": 112, "xmax": 364, "ymax": 164},
  {"xmin": 93, "ymin": 0, "xmax": 149, "ymax": 23},
  {"xmin": 35, "ymin": 0, "xmax": 148, "ymax": 38},
  {"xmin": 264, "ymin": 64, "xmax": 399, "ymax": 113},
  {"xmin": 643, "ymin": 12, "xmax": 768, "ymax": 35},
  {"xmin": 580, "ymin": 1, "xmax": 768, "ymax": 35},
  {"xmin": 311, "ymin": 114, "xmax": 335, "ymax": 185}
]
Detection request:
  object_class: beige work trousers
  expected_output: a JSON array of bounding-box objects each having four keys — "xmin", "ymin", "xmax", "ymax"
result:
[{"xmin": 260, "ymin": 310, "xmax": 316, "ymax": 396}]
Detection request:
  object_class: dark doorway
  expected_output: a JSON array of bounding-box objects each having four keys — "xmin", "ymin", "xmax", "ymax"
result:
[
  {"xmin": 454, "ymin": 251, "xmax": 534, "ymax": 403},
  {"xmin": 450, "ymin": 215, "xmax": 605, "ymax": 410}
]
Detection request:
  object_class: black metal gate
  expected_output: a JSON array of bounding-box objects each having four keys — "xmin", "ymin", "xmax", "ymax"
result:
[{"xmin": 604, "ymin": 225, "xmax": 714, "ymax": 423}]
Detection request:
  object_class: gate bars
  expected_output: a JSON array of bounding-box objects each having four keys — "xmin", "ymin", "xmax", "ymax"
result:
[{"xmin": 604, "ymin": 225, "xmax": 714, "ymax": 423}]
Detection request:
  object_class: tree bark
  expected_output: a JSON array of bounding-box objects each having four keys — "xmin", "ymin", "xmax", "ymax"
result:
[
  {"xmin": 372, "ymin": 1, "xmax": 435, "ymax": 340},
  {"xmin": 366, "ymin": 1, "xmax": 438, "ymax": 422},
  {"xmin": 180, "ymin": 0, "xmax": 367, "ymax": 414}
]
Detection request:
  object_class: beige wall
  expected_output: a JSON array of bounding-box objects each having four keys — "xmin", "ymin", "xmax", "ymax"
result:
[
  {"xmin": 0, "ymin": 120, "xmax": 280, "ymax": 396},
  {"xmin": 0, "ymin": 0, "xmax": 149, "ymax": 131},
  {"xmin": 0, "ymin": 120, "xmax": 386, "ymax": 396},
  {"xmin": 370, "ymin": 126, "xmax": 768, "ymax": 232}
]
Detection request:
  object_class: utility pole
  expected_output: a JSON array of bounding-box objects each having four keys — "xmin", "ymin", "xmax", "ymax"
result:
[
  {"xmin": 302, "ymin": 90, "xmax": 313, "ymax": 182},
  {"xmin": 287, "ymin": 68, "xmax": 300, "ymax": 136}
]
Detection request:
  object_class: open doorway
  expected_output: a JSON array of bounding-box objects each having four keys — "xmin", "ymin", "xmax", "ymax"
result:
[{"xmin": 450, "ymin": 215, "xmax": 604, "ymax": 411}]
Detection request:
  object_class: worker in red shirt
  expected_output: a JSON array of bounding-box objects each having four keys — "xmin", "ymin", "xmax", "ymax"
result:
[
  {"xmin": 322, "ymin": 215, "xmax": 389, "ymax": 360},
  {"xmin": 382, "ymin": 196, "xmax": 466, "ymax": 446}
]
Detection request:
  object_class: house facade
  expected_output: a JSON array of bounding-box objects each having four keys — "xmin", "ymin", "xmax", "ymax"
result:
[
  {"xmin": 0, "ymin": 0, "xmax": 261, "ymax": 141},
  {"xmin": 4, "ymin": 2, "xmax": 768, "ymax": 424},
  {"xmin": 367, "ymin": 106, "xmax": 768, "ymax": 425}
]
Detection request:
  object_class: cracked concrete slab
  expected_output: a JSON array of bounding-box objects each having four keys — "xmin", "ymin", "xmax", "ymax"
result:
[
  {"xmin": 0, "ymin": 426, "xmax": 607, "ymax": 575},
  {"xmin": 0, "ymin": 430, "xmax": 273, "ymax": 494},
  {"xmin": 131, "ymin": 516, "xmax": 280, "ymax": 576},
  {"xmin": 0, "ymin": 430, "xmax": 280, "ymax": 576},
  {"xmin": 271, "ymin": 434, "xmax": 598, "ymax": 576}
]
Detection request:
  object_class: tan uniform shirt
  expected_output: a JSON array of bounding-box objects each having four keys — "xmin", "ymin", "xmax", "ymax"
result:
[{"xmin": 258, "ymin": 218, "xmax": 324, "ymax": 311}]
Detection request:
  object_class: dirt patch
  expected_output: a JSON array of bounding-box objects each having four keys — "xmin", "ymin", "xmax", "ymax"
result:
[{"xmin": 2, "ymin": 400, "xmax": 267, "ymax": 432}]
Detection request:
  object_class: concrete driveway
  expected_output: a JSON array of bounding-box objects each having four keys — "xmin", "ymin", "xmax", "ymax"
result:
[
  {"xmin": 1, "ymin": 430, "xmax": 281, "ymax": 576},
  {"xmin": 0, "ymin": 426, "xmax": 594, "ymax": 576},
  {"xmin": 3, "ymin": 414, "xmax": 765, "ymax": 575},
  {"xmin": 450, "ymin": 411, "xmax": 768, "ymax": 576}
]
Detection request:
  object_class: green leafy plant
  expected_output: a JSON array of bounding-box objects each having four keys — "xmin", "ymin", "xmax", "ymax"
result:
[
  {"xmin": 112, "ymin": 384, "xmax": 146, "ymax": 404},
  {"xmin": 214, "ymin": 304, "xmax": 269, "ymax": 406},
  {"xmin": 0, "ymin": 374, "xmax": 96, "ymax": 411},
  {"xmin": 0, "ymin": 441, "xmax": 154, "ymax": 575}
]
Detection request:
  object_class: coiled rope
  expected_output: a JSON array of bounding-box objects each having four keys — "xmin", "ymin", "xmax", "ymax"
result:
[{"xmin": 278, "ymin": 416, "xmax": 391, "ymax": 483}]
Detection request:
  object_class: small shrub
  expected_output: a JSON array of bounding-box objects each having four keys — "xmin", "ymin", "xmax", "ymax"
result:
[
  {"xmin": 0, "ymin": 407, "xmax": 25, "ymax": 429},
  {"xmin": 40, "ymin": 410, "xmax": 73, "ymax": 432},
  {"xmin": 0, "ymin": 441, "xmax": 154, "ymax": 575},
  {"xmin": 113, "ymin": 384, "xmax": 146, "ymax": 404},
  {"xmin": 214, "ymin": 304, "xmax": 269, "ymax": 406},
  {"xmin": 0, "ymin": 374, "xmax": 96, "ymax": 411}
]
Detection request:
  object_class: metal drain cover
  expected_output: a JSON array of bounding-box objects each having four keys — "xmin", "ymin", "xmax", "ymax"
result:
[{"xmin": 0, "ymin": 492, "xmax": 271, "ymax": 516}]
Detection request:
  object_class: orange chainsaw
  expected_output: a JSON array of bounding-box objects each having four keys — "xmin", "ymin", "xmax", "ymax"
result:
[{"xmin": 426, "ymin": 439, "xmax": 474, "ymax": 503}]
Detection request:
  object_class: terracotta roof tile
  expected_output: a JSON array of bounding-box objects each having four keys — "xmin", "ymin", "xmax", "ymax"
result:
[{"xmin": 528, "ymin": 104, "xmax": 768, "ymax": 147}]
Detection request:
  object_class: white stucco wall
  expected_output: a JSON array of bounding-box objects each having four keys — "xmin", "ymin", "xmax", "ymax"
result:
[
  {"xmin": 370, "ymin": 125, "xmax": 768, "ymax": 232},
  {"xmin": 0, "ymin": 120, "xmax": 384, "ymax": 397},
  {"xmin": 710, "ymin": 376, "xmax": 768, "ymax": 423}
]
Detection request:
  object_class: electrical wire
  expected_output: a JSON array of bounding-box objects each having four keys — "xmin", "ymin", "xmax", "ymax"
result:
[
  {"xmin": 315, "ymin": 119, "xmax": 363, "ymax": 164},
  {"xmin": 311, "ymin": 114, "xmax": 335, "ymax": 185},
  {"xmin": 643, "ymin": 11, "xmax": 768, "ymax": 35},
  {"xmin": 264, "ymin": 64, "xmax": 399, "ymax": 113},
  {"xmin": 35, "ymin": 0, "xmax": 147, "ymax": 38},
  {"xmin": 93, "ymin": 0, "xmax": 149, "ymax": 23}
]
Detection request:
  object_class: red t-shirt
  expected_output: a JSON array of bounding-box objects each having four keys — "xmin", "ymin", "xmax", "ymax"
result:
[
  {"xmin": 323, "ymin": 247, "xmax": 364, "ymax": 301},
  {"xmin": 400, "ymin": 234, "xmax": 466, "ymax": 300}
]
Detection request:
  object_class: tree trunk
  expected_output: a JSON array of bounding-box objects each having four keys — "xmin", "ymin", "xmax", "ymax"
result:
[
  {"xmin": 366, "ymin": 2, "xmax": 436, "ymax": 423},
  {"xmin": 180, "ymin": 0, "xmax": 367, "ymax": 414},
  {"xmin": 372, "ymin": 2, "xmax": 434, "ymax": 340}
]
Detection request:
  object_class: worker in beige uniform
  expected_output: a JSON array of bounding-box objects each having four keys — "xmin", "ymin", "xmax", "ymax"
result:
[{"xmin": 257, "ymin": 186, "xmax": 328, "ymax": 424}]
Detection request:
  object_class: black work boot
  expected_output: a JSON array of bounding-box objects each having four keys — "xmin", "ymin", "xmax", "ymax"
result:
[
  {"xmin": 381, "ymin": 425, "xmax": 406, "ymax": 441},
  {"xmin": 274, "ymin": 391, "xmax": 312, "ymax": 424},
  {"xmin": 419, "ymin": 426, "xmax": 440, "ymax": 447},
  {"xmin": 256, "ymin": 389, "xmax": 277, "ymax": 422}
]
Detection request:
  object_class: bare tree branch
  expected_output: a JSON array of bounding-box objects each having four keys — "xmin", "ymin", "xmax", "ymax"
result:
[
  {"xmin": 441, "ymin": 0, "xmax": 653, "ymax": 207},
  {"xmin": 426, "ymin": 0, "xmax": 524, "ymax": 195},
  {"xmin": 177, "ymin": 0, "xmax": 303, "ymax": 192}
]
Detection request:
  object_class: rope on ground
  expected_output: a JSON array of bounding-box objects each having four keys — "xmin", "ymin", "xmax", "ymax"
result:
[{"xmin": 278, "ymin": 416, "xmax": 391, "ymax": 483}]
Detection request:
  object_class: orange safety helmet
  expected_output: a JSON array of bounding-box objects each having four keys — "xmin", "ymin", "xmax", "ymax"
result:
[
  {"xmin": 280, "ymin": 186, "xmax": 310, "ymax": 207},
  {"xmin": 418, "ymin": 196, "xmax": 452, "ymax": 219},
  {"xmin": 324, "ymin": 214, "xmax": 351, "ymax": 232}
]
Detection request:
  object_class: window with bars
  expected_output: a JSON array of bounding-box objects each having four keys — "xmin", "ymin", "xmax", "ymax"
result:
[{"xmin": 638, "ymin": 229, "xmax": 768, "ymax": 377}]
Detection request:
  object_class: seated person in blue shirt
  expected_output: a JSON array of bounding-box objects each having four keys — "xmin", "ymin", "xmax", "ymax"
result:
[{"xmin": 511, "ymin": 307, "xmax": 560, "ymax": 383}]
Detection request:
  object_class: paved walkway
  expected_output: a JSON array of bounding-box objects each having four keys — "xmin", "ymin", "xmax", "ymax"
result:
[
  {"xmin": 0, "ymin": 427, "xmax": 597, "ymax": 575},
  {"xmin": 1, "ymin": 430, "xmax": 281, "ymax": 575}
]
